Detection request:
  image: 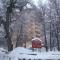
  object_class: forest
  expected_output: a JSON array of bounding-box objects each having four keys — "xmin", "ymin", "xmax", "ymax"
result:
[{"xmin": 0, "ymin": 0, "xmax": 60, "ymax": 52}]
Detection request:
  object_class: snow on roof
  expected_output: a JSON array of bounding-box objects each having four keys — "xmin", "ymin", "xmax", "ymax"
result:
[{"xmin": 32, "ymin": 37, "xmax": 42, "ymax": 41}]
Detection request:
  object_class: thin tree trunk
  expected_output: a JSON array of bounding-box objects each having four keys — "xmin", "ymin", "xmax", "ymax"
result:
[
  {"xmin": 56, "ymin": 27, "xmax": 60, "ymax": 51},
  {"xmin": 16, "ymin": 22, "xmax": 23, "ymax": 47},
  {"xmin": 50, "ymin": 22, "xmax": 52, "ymax": 51},
  {"xmin": 44, "ymin": 22, "xmax": 48, "ymax": 52}
]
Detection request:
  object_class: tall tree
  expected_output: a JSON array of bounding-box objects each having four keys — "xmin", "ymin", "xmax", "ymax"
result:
[
  {"xmin": 1, "ymin": 0, "xmax": 29, "ymax": 51},
  {"xmin": 4, "ymin": 0, "xmax": 16, "ymax": 51}
]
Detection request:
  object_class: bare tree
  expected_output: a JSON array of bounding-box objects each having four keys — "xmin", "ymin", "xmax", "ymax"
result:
[
  {"xmin": 41, "ymin": 6, "xmax": 48, "ymax": 51},
  {"xmin": 1, "ymin": 0, "xmax": 29, "ymax": 51},
  {"xmin": 50, "ymin": 0, "xmax": 60, "ymax": 51}
]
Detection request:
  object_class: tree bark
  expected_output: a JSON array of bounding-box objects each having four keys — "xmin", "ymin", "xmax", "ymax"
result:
[
  {"xmin": 5, "ymin": 6, "xmax": 13, "ymax": 51},
  {"xmin": 50, "ymin": 22, "xmax": 52, "ymax": 51},
  {"xmin": 56, "ymin": 27, "xmax": 60, "ymax": 51},
  {"xmin": 44, "ymin": 22, "xmax": 48, "ymax": 52}
]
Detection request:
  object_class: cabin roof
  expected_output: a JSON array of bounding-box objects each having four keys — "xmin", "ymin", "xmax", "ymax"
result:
[{"xmin": 32, "ymin": 37, "xmax": 41, "ymax": 41}]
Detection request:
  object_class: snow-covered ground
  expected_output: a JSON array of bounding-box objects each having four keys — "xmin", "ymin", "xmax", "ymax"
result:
[
  {"xmin": 0, "ymin": 47, "xmax": 60, "ymax": 60},
  {"xmin": 0, "ymin": 48, "xmax": 9, "ymax": 60},
  {"xmin": 9, "ymin": 47, "xmax": 60, "ymax": 60}
]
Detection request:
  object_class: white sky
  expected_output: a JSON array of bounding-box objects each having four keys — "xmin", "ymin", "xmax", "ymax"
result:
[
  {"xmin": 32, "ymin": 0, "xmax": 48, "ymax": 7},
  {"xmin": 42, "ymin": 0, "xmax": 48, "ymax": 4},
  {"xmin": 32, "ymin": 0, "xmax": 39, "ymax": 6}
]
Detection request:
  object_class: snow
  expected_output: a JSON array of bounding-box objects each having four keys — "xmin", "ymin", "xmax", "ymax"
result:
[
  {"xmin": 0, "ymin": 48, "xmax": 9, "ymax": 60},
  {"xmin": 0, "ymin": 47, "xmax": 60, "ymax": 60},
  {"xmin": 32, "ymin": 37, "xmax": 42, "ymax": 41},
  {"xmin": 9, "ymin": 47, "xmax": 33, "ymax": 55},
  {"xmin": 0, "ymin": 48, "xmax": 7, "ymax": 52},
  {"xmin": 9, "ymin": 47, "xmax": 60, "ymax": 60}
]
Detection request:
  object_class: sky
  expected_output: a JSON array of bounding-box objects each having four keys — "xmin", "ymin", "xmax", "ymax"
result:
[
  {"xmin": 32, "ymin": 0, "xmax": 49, "ymax": 7},
  {"xmin": 32, "ymin": 0, "xmax": 39, "ymax": 6}
]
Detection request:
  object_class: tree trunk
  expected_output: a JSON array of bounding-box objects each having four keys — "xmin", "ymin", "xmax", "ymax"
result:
[
  {"xmin": 5, "ymin": 6, "xmax": 13, "ymax": 51},
  {"xmin": 44, "ymin": 22, "xmax": 48, "ymax": 52},
  {"xmin": 56, "ymin": 27, "xmax": 60, "ymax": 51},
  {"xmin": 16, "ymin": 22, "xmax": 23, "ymax": 47},
  {"xmin": 50, "ymin": 22, "xmax": 52, "ymax": 51}
]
